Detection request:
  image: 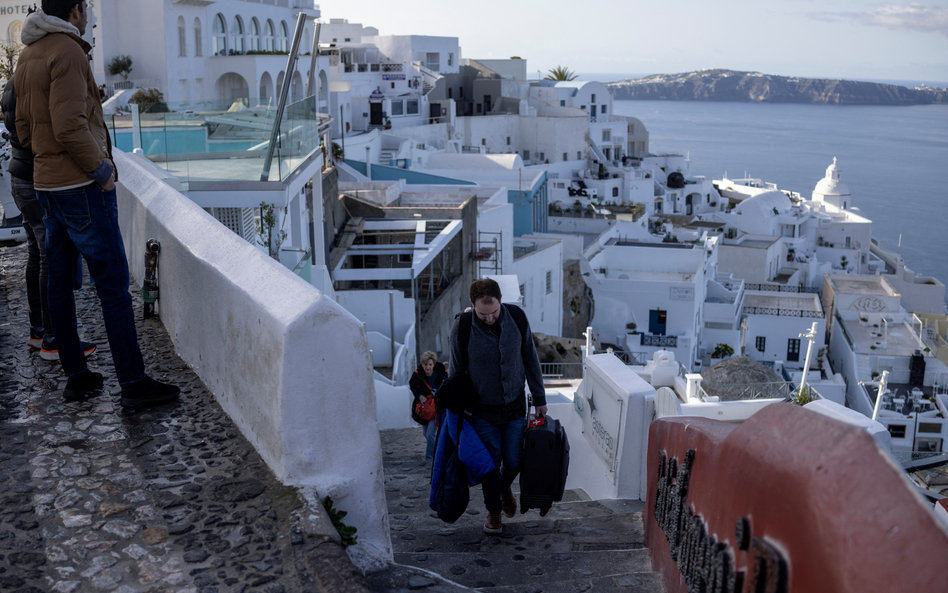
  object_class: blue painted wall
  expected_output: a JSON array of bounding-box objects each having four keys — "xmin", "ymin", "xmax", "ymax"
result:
[
  {"xmin": 507, "ymin": 171, "xmax": 548, "ymax": 236},
  {"xmin": 344, "ymin": 160, "xmax": 474, "ymax": 186}
]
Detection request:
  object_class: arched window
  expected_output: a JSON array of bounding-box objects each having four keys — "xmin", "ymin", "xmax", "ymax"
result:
[
  {"xmin": 231, "ymin": 16, "xmax": 245, "ymax": 54},
  {"xmin": 194, "ymin": 18, "xmax": 202, "ymax": 57},
  {"xmin": 7, "ymin": 21, "xmax": 22, "ymax": 46},
  {"xmin": 177, "ymin": 16, "xmax": 186, "ymax": 57},
  {"xmin": 212, "ymin": 14, "xmax": 226, "ymax": 56},
  {"xmin": 249, "ymin": 18, "xmax": 260, "ymax": 52},
  {"xmin": 264, "ymin": 20, "xmax": 275, "ymax": 52},
  {"xmin": 278, "ymin": 21, "xmax": 288, "ymax": 52}
]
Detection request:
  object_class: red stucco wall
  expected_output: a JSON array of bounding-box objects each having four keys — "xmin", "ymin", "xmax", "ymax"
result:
[{"xmin": 644, "ymin": 403, "xmax": 948, "ymax": 593}]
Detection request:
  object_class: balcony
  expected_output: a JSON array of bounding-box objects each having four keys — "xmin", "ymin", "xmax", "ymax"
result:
[
  {"xmin": 641, "ymin": 334, "xmax": 678, "ymax": 348},
  {"xmin": 343, "ymin": 63, "xmax": 403, "ymax": 73},
  {"xmin": 107, "ymin": 97, "xmax": 330, "ymax": 185}
]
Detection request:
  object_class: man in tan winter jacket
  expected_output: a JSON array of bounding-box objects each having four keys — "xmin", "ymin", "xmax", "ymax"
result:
[{"xmin": 15, "ymin": 0, "xmax": 180, "ymax": 408}]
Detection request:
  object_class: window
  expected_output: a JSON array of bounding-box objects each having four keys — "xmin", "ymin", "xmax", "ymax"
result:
[
  {"xmin": 629, "ymin": 123, "xmax": 635, "ymax": 135},
  {"xmin": 563, "ymin": 152, "xmax": 567, "ymax": 161},
  {"xmin": 264, "ymin": 19, "xmax": 275, "ymax": 52},
  {"xmin": 649, "ymin": 310, "xmax": 667, "ymax": 335},
  {"xmin": 459, "ymin": 87, "xmax": 463, "ymax": 97},
  {"xmin": 231, "ymin": 16, "xmax": 244, "ymax": 54},
  {"xmin": 506, "ymin": 136, "xmax": 510, "ymax": 145},
  {"xmin": 522, "ymin": 150, "xmax": 530, "ymax": 161},
  {"xmin": 519, "ymin": 284, "xmax": 526, "ymax": 300},
  {"xmin": 601, "ymin": 105, "xmax": 607, "ymax": 114},
  {"xmin": 756, "ymin": 336, "xmax": 766, "ymax": 352},
  {"xmin": 279, "ymin": 21, "xmax": 289, "ymax": 52},
  {"xmin": 391, "ymin": 100, "xmax": 404, "ymax": 116},
  {"xmin": 577, "ymin": 151, "xmax": 582, "ymax": 160},
  {"xmin": 580, "ymin": 105, "xmax": 586, "ymax": 111},
  {"xmin": 390, "ymin": 82, "xmax": 395, "ymax": 89},
  {"xmin": 591, "ymin": 93, "xmax": 596, "ymax": 103},
  {"xmin": 344, "ymin": 37, "xmax": 351, "ymax": 42},
  {"xmin": 539, "ymin": 152, "xmax": 545, "ymax": 161},
  {"xmin": 406, "ymin": 99, "xmax": 419, "ymax": 115},
  {"xmin": 177, "ymin": 16, "xmax": 186, "ymax": 57},
  {"xmin": 212, "ymin": 14, "xmax": 227, "ymax": 56},
  {"xmin": 545, "ymin": 271, "xmax": 552, "ymax": 294},
  {"xmin": 448, "ymin": 52, "xmax": 454, "ymax": 66},
  {"xmin": 481, "ymin": 138, "xmax": 486, "ymax": 145},
  {"xmin": 888, "ymin": 425, "xmax": 907, "ymax": 439},
  {"xmin": 560, "ymin": 100, "xmax": 565, "ymax": 106},
  {"xmin": 426, "ymin": 52, "xmax": 440, "ymax": 71},
  {"xmin": 602, "ymin": 130, "xmax": 611, "ymax": 142},
  {"xmin": 612, "ymin": 187, "xmax": 619, "ymax": 197},
  {"xmin": 787, "ymin": 338, "xmax": 801, "ymax": 362},
  {"xmin": 194, "ymin": 18, "xmax": 203, "ymax": 56},
  {"xmin": 249, "ymin": 18, "xmax": 260, "ymax": 52},
  {"xmin": 448, "ymin": 88, "xmax": 452, "ymax": 99},
  {"xmin": 476, "ymin": 104, "xmax": 482, "ymax": 113}
]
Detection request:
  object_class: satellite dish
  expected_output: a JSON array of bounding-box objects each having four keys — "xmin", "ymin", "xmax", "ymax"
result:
[{"xmin": 655, "ymin": 387, "xmax": 682, "ymax": 419}]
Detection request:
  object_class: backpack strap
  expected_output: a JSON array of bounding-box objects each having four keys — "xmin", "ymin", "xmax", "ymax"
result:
[
  {"xmin": 458, "ymin": 310, "xmax": 473, "ymax": 374},
  {"xmin": 502, "ymin": 303, "xmax": 528, "ymax": 344}
]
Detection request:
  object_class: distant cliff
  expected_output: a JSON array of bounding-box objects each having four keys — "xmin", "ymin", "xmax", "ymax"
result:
[{"xmin": 606, "ymin": 70, "xmax": 948, "ymax": 105}]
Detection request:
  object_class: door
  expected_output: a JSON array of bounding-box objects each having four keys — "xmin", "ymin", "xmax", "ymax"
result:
[
  {"xmin": 787, "ymin": 338, "xmax": 801, "ymax": 362},
  {"xmin": 483, "ymin": 95, "xmax": 491, "ymax": 112},
  {"xmin": 649, "ymin": 310, "xmax": 667, "ymax": 336},
  {"xmin": 591, "ymin": 105, "xmax": 597, "ymax": 118},
  {"xmin": 429, "ymin": 103, "xmax": 440, "ymax": 123},
  {"xmin": 370, "ymin": 102, "xmax": 383, "ymax": 125}
]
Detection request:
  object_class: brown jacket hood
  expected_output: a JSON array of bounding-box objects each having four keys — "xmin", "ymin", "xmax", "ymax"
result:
[{"xmin": 14, "ymin": 10, "xmax": 114, "ymax": 190}]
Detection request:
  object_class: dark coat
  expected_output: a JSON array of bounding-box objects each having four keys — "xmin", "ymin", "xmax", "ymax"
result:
[
  {"xmin": 409, "ymin": 361, "xmax": 445, "ymax": 425},
  {"xmin": 1, "ymin": 78, "xmax": 34, "ymax": 182}
]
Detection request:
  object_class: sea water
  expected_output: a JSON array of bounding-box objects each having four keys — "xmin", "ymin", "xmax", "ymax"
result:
[{"xmin": 613, "ymin": 100, "xmax": 948, "ymax": 305}]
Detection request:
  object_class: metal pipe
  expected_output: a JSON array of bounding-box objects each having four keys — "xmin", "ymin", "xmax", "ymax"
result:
[
  {"xmin": 873, "ymin": 370, "xmax": 889, "ymax": 422},
  {"xmin": 389, "ymin": 291, "xmax": 396, "ymax": 369},
  {"xmin": 260, "ymin": 12, "xmax": 308, "ymax": 181},
  {"xmin": 306, "ymin": 22, "xmax": 321, "ymax": 97}
]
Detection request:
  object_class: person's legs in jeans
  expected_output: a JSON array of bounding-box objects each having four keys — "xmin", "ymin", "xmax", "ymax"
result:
[
  {"xmin": 470, "ymin": 416, "xmax": 505, "ymax": 512},
  {"xmin": 498, "ymin": 416, "xmax": 526, "ymax": 491},
  {"xmin": 11, "ymin": 177, "xmax": 52, "ymax": 338},
  {"xmin": 38, "ymin": 185, "xmax": 146, "ymax": 384},
  {"xmin": 424, "ymin": 418, "xmax": 438, "ymax": 461}
]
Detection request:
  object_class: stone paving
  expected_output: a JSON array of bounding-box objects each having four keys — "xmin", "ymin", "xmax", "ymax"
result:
[
  {"xmin": 0, "ymin": 243, "xmax": 370, "ymax": 593},
  {"xmin": 368, "ymin": 429, "xmax": 664, "ymax": 593}
]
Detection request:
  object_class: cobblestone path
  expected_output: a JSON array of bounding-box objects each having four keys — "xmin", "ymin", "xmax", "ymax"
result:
[
  {"xmin": 0, "ymin": 244, "xmax": 369, "ymax": 593},
  {"xmin": 368, "ymin": 429, "xmax": 664, "ymax": 593}
]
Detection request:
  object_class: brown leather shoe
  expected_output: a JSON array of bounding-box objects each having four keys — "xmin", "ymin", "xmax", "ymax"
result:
[
  {"xmin": 502, "ymin": 488, "xmax": 517, "ymax": 518},
  {"xmin": 483, "ymin": 510, "xmax": 503, "ymax": 534}
]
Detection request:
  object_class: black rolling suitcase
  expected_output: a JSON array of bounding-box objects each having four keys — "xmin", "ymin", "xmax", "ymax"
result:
[{"xmin": 519, "ymin": 413, "xmax": 570, "ymax": 516}]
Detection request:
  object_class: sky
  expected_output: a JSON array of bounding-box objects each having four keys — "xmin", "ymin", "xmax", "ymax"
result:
[{"xmin": 322, "ymin": 1, "xmax": 948, "ymax": 85}]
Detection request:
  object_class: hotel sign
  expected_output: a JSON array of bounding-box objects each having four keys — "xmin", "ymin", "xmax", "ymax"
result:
[
  {"xmin": 670, "ymin": 287, "xmax": 694, "ymax": 301},
  {"xmin": 655, "ymin": 449, "xmax": 790, "ymax": 593},
  {"xmin": 582, "ymin": 380, "xmax": 623, "ymax": 472}
]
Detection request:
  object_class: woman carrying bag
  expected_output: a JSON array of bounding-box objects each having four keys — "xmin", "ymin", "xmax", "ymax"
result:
[{"xmin": 409, "ymin": 351, "xmax": 446, "ymax": 462}]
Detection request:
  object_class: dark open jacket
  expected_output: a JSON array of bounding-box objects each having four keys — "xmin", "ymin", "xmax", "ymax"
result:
[
  {"xmin": 1, "ymin": 78, "xmax": 34, "ymax": 182},
  {"xmin": 409, "ymin": 361, "xmax": 445, "ymax": 425}
]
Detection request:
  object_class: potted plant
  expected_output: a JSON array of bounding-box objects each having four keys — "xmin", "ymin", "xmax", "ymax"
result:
[
  {"xmin": 384, "ymin": 117, "xmax": 392, "ymax": 130},
  {"xmin": 860, "ymin": 316, "xmax": 869, "ymax": 326},
  {"xmin": 711, "ymin": 343, "xmax": 735, "ymax": 359}
]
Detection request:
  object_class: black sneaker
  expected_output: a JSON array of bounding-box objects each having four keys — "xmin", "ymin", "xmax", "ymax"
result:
[
  {"xmin": 120, "ymin": 376, "xmax": 180, "ymax": 409},
  {"xmin": 63, "ymin": 371, "xmax": 104, "ymax": 402},
  {"xmin": 40, "ymin": 337, "xmax": 96, "ymax": 361},
  {"xmin": 28, "ymin": 327, "xmax": 44, "ymax": 349}
]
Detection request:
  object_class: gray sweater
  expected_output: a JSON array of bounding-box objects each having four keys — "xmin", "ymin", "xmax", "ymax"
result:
[{"xmin": 449, "ymin": 304, "xmax": 546, "ymax": 419}]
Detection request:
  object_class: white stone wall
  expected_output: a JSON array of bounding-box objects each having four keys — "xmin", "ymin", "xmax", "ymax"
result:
[
  {"xmin": 113, "ymin": 150, "xmax": 392, "ymax": 562},
  {"xmin": 509, "ymin": 241, "xmax": 564, "ymax": 336}
]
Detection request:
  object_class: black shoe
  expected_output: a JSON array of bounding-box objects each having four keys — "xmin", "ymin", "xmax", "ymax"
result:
[
  {"xmin": 63, "ymin": 371, "xmax": 104, "ymax": 402},
  {"xmin": 120, "ymin": 376, "xmax": 180, "ymax": 409}
]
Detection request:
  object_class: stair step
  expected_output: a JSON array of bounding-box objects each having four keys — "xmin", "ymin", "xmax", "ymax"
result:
[
  {"xmin": 395, "ymin": 548, "xmax": 651, "ymax": 589},
  {"xmin": 391, "ymin": 511, "xmax": 645, "ymax": 555},
  {"xmin": 485, "ymin": 572, "xmax": 664, "ymax": 593}
]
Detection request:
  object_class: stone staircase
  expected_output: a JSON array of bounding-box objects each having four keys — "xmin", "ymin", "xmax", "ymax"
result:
[
  {"xmin": 367, "ymin": 428, "xmax": 664, "ymax": 593},
  {"xmin": 379, "ymin": 149, "xmax": 397, "ymax": 166}
]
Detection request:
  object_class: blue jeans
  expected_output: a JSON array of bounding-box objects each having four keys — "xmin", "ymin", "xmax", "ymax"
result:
[
  {"xmin": 37, "ymin": 184, "xmax": 146, "ymax": 385},
  {"xmin": 424, "ymin": 417, "xmax": 439, "ymax": 461},
  {"xmin": 469, "ymin": 415, "xmax": 526, "ymax": 512}
]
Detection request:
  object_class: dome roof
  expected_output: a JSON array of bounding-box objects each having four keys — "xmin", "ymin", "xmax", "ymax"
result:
[
  {"xmin": 699, "ymin": 355, "xmax": 785, "ymax": 401},
  {"xmin": 813, "ymin": 157, "xmax": 851, "ymax": 198},
  {"xmin": 734, "ymin": 189, "xmax": 791, "ymax": 217}
]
